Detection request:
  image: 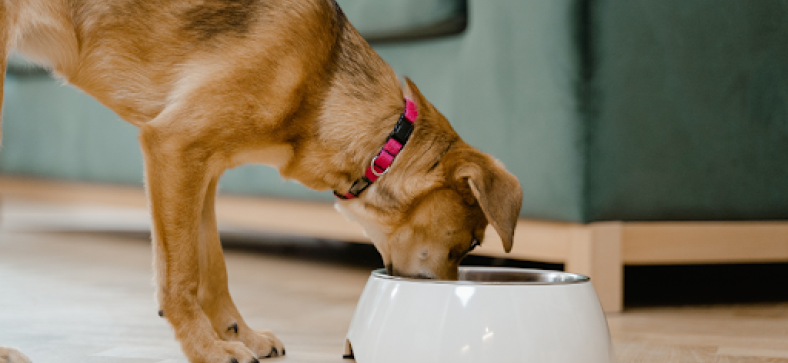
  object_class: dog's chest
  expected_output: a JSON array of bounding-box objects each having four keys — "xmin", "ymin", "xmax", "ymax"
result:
[{"xmin": 230, "ymin": 144, "xmax": 294, "ymax": 170}]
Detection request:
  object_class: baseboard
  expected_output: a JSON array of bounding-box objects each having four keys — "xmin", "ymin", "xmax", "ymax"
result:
[{"xmin": 3, "ymin": 176, "xmax": 787, "ymax": 313}]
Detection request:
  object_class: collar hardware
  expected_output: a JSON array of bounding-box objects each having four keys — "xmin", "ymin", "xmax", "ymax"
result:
[{"xmin": 334, "ymin": 98, "xmax": 418, "ymax": 200}]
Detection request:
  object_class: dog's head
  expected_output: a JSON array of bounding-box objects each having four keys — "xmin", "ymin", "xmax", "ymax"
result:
[{"xmin": 336, "ymin": 79, "xmax": 523, "ymax": 280}]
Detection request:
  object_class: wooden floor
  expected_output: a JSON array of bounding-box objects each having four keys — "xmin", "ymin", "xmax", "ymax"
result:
[{"xmin": 1, "ymin": 196, "xmax": 788, "ymax": 362}]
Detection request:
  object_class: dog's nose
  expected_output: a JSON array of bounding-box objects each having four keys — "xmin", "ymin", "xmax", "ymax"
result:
[{"xmin": 386, "ymin": 265, "xmax": 435, "ymax": 279}]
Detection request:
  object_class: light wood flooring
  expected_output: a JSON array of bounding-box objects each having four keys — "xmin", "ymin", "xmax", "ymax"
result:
[{"xmin": 1, "ymin": 188, "xmax": 788, "ymax": 362}]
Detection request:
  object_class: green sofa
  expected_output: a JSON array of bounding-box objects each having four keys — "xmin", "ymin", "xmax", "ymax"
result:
[{"xmin": 3, "ymin": 0, "xmax": 788, "ymax": 224}]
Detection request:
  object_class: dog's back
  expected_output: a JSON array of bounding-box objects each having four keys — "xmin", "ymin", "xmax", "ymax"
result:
[{"xmin": 1, "ymin": 0, "xmax": 381, "ymax": 127}]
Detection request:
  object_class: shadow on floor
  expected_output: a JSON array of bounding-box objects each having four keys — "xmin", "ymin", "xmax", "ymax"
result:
[
  {"xmin": 624, "ymin": 263, "xmax": 788, "ymax": 307},
  {"xmin": 98, "ymin": 229, "xmax": 788, "ymax": 308}
]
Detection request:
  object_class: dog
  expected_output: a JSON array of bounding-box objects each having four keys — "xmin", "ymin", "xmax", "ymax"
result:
[{"xmin": 0, "ymin": 0, "xmax": 523, "ymax": 362}]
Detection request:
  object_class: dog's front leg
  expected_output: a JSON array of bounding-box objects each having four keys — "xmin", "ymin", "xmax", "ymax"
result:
[
  {"xmin": 140, "ymin": 118, "xmax": 255, "ymax": 363},
  {"xmin": 198, "ymin": 178, "xmax": 284, "ymax": 359}
]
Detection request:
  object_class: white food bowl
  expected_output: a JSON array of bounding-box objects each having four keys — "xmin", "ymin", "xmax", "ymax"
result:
[{"xmin": 344, "ymin": 267, "xmax": 616, "ymax": 363}]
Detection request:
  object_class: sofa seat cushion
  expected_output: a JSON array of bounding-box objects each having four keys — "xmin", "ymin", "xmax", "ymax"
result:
[{"xmin": 335, "ymin": 0, "xmax": 467, "ymax": 42}]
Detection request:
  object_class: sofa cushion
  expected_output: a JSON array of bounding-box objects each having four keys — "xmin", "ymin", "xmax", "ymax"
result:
[{"xmin": 335, "ymin": 0, "xmax": 467, "ymax": 42}]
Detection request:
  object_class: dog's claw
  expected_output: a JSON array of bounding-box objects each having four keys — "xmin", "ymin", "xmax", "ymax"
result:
[
  {"xmin": 158, "ymin": 310, "xmax": 164, "ymax": 317},
  {"xmin": 282, "ymin": 348, "xmax": 286, "ymax": 356},
  {"xmin": 228, "ymin": 322, "xmax": 239, "ymax": 334},
  {"xmin": 266, "ymin": 347, "xmax": 279, "ymax": 358}
]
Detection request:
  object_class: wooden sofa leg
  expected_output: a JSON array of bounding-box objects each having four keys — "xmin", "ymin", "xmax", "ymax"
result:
[{"xmin": 566, "ymin": 222, "xmax": 624, "ymax": 313}]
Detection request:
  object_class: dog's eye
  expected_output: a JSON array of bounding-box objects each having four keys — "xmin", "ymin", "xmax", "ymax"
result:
[{"xmin": 469, "ymin": 238, "xmax": 481, "ymax": 252}]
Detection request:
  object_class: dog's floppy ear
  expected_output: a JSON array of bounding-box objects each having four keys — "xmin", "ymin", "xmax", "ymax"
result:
[{"xmin": 453, "ymin": 154, "xmax": 523, "ymax": 253}]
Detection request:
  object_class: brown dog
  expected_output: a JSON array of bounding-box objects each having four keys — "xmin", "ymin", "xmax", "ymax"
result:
[{"xmin": 0, "ymin": 0, "xmax": 523, "ymax": 362}]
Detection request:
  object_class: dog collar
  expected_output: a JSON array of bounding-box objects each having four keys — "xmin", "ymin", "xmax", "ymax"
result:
[{"xmin": 334, "ymin": 98, "xmax": 418, "ymax": 200}]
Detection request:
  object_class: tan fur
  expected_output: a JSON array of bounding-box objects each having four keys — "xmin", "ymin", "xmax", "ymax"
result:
[
  {"xmin": 0, "ymin": 1, "xmax": 523, "ymax": 362},
  {"xmin": 0, "ymin": 346, "xmax": 31, "ymax": 363}
]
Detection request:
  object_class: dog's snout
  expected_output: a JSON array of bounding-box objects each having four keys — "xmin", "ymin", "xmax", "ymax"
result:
[{"xmin": 386, "ymin": 263, "xmax": 439, "ymax": 279}]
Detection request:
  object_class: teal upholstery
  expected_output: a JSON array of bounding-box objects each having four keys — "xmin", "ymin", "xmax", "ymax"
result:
[
  {"xmin": 4, "ymin": 1, "xmax": 787, "ymax": 223},
  {"xmin": 1, "ymin": 74, "xmax": 331, "ymax": 201},
  {"xmin": 586, "ymin": 0, "xmax": 788, "ymax": 221},
  {"xmin": 2, "ymin": 74, "xmax": 142, "ymax": 184},
  {"xmin": 6, "ymin": 53, "xmax": 41, "ymax": 74},
  {"xmin": 335, "ymin": 0, "xmax": 467, "ymax": 41}
]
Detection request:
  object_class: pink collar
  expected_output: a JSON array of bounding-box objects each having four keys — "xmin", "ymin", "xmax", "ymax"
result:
[{"xmin": 334, "ymin": 98, "xmax": 418, "ymax": 200}]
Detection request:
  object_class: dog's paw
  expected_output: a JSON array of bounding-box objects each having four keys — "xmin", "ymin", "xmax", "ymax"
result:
[
  {"xmin": 236, "ymin": 330, "xmax": 285, "ymax": 359},
  {"xmin": 0, "ymin": 346, "xmax": 32, "ymax": 363},
  {"xmin": 186, "ymin": 340, "xmax": 257, "ymax": 363}
]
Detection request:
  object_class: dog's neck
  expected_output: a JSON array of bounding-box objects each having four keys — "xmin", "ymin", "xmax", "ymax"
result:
[
  {"xmin": 308, "ymin": 73, "xmax": 407, "ymax": 198},
  {"xmin": 277, "ymin": 12, "xmax": 458, "ymax": 212},
  {"xmin": 279, "ymin": 17, "xmax": 412, "ymax": 197},
  {"xmin": 309, "ymin": 77, "xmax": 454, "ymax": 215}
]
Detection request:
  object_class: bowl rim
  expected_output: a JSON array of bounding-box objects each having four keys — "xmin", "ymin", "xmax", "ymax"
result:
[{"xmin": 371, "ymin": 267, "xmax": 591, "ymax": 285}]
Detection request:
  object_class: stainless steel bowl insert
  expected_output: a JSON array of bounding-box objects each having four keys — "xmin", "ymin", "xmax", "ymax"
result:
[{"xmin": 372, "ymin": 267, "xmax": 590, "ymax": 285}]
